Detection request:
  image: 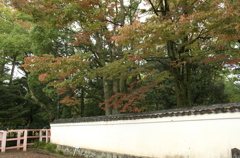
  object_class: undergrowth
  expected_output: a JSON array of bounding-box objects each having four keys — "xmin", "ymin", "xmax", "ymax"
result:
[
  {"xmin": 31, "ymin": 141, "xmax": 57, "ymax": 152},
  {"xmin": 31, "ymin": 141, "xmax": 78, "ymax": 157}
]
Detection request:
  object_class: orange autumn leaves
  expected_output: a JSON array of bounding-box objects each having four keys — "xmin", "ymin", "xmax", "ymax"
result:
[{"xmin": 23, "ymin": 54, "xmax": 90, "ymax": 106}]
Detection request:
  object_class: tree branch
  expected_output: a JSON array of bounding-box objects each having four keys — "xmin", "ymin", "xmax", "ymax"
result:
[{"xmin": 148, "ymin": 0, "xmax": 159, "ymax": 16}]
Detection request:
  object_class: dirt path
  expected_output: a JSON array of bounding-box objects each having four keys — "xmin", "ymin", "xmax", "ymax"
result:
[{"xmin": 0, "ymin": 149, "xmax": 84, "ymax": 158}]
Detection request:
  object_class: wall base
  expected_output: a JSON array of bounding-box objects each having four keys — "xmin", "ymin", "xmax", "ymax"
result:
[{"xmin": 57, "ymin": 144, "xmax": 149, "ymax": 158}]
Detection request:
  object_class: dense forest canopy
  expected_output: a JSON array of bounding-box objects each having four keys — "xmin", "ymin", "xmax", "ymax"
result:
[{"xmin": 0, "ymin": 0, "xmax": 239, "ymax": 128}]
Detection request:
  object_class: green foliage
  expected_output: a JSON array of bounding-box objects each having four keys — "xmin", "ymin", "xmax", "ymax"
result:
[
  {"xmin": 56, "ymin": 149, "xmax": 63, "ymax": 155},
  {"xmin": 32, "ymin": 141, "xmax": 47, "ymax": 149},
  {"xmin": 44, "ymin": 143, "xmax": 57, "ymax": 152},
  {"xmin": 30, "ymin": 25, "xmax": 76, "ymax": 57},
  {"xmin": 224, "ymin": 67, "xmax": 240, "ymax": 102},
  {"xmin": 0, "ymin": 2, "xmax": 32, "ymax": 84},
  {"xmin": 0, "ymin": 78, "xmax": 29, "ymax": 127},
  {"xmin": 0, "ymin": 77, "xmax": 50, "ymax": 129},
  {"xmin": 226, "ymin": 82, "xmax": 240, "ymax": 103},
  {"xmin": 32, "ymin": 141, "xmax": 57, "ymax": 153},
  {"xmin": 144, "ymin": 79, "xmax": 177, "ymax": 110},
  {"xmin": 12, "ymin": 0, "xmax": 146, "ymax": 115},
  {"xmin": 116, "ymin": 0, "xmax": 240, "ymax": 108},
  {"xmin": 3, "ymin": 0, "xmax": 239, "ymax": 118},
  {"xmin": 84, "ymin": 99, "xmax": 105, "ymax": 117},
  {"xmin": 27, "ymin": 72, "xmax": 60, "ymax": 121}
]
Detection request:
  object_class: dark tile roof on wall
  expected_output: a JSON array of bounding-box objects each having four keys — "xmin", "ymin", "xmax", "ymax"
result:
[{"xmin": 52, "ymin": 102, "xmax": 240, "ymax": 124}]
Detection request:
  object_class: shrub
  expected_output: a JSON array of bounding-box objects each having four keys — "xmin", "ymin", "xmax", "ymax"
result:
[
  {"xmin": 44, "ymin": 143, "xmax": 57, "ymax": 152},
  {"xmin": 31, "ymin": 141, "xmax": 57, "ymax": 152},
  {"xmin": 32, "ymin": 141, "xmax": 46, "ymax": 149},
  {"xmin": 56, "ymin": 149, "xmax": 63, "ymax": 154}
]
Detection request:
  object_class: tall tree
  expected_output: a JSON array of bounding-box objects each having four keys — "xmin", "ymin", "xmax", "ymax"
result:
[
  {"xmin": 14, "ymin": 0, "xmax": 240, "ymax": 115},
  {"xmin": 0, "ymin": 2, "xmax": 32, "ymax": 84},
  {"xmin": 0, "ymin": 3, "xmax": 54, "ymax": 127},
  {"xmin": 18, "ymin": 0, "xmax": 143, "ymax": 115},
  {"xmin": 116, "ymin": 0, "xmax": 240, "ymax": 107}
]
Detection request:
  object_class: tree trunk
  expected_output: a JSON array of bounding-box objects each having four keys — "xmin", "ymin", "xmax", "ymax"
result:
[
  {"xmin": 80, "ymin": 88, "xmax": 85, "ymax": 116},
  {"xmin": 167, "ymin": 40, "xmax": 190, "ymax": 108},
  {"xmin": 157, "ymin": 0, "xmax": 195, "ymax": 108},
  {"xmin": 103, "ymin": 77, "xmax": 112, "ymax": 115},
  {"xmin": 112, "ymin": 79, "xmax": 120, "ymax": 114},
  {"xmin": 9, "ymin": 55, "xmax": 17, "ymax": 84},
  {"xmin": 0, "ymin": 57, "xmax": 6, "ymax": 85},
  {"xmin": 28, "ymin": 82, "xmax": 54, "ymax": 122}
]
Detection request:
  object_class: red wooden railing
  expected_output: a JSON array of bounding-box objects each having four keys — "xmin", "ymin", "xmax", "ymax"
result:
[{"xmin": 0, "ymin": 129, "xmax": 50, "ymax": 153}]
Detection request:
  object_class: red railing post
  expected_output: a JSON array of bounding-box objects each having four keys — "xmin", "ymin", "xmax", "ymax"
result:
[
  {"xmin": 0, "ymin": 129, "xmax": 50, "ymax": 152},
  {"xmin": 17, "ymin": 130, "xmax": 21, "ymax": 150},
  {"xmin": 46, "ymin": 129, "xmax": 49, "ymax": 143},
  {"xmin": 23, "ymin": 130, "xmax": 28, "ymax": 152},
  {"xmin": 0, "ymin": 131, "xmax": 7, "ymax": 153},
  {"xmin": 39, "ymin": 130, "xmax": 43, "ymax": 142}
]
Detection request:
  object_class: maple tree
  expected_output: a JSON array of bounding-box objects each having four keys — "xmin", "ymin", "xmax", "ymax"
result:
[
  {"xmin": 116, "ymin": 0, "xmax": 240, "ymax": 107},
  {"xmin": 18, "ymin": 0, "xmax": 148, "ymax": 115},
  {"xmin": 15, "ymin": 0, "xmax": 240, "ymax": 115}
]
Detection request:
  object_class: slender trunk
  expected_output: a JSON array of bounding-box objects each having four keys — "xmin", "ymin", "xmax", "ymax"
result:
[
  {"xmin": 9, "ymin": 55, "xmax": 17, "ymax": 84},
  {"xmin": 158, "ymin": 0, "xmax": 195, "ymax": 108},
  {"xmin": 0, "ymin": 58, "xmax": 6, "ymax": 85},
  {"xmin": 112, "ymin": 79, "xmax": 120, "ymax": 114},
  {"xmin": 107, "ymin": 0, "xmax": 125, "ymax": 115},
  {"xmin": 186, "ymin": 62, "xmax": 192, "ymax": 107},
  {"xmin": 80, "ymin": 88, "xmax": 85, "ymax": 116},
  {"xmin": 28, "ymin": 82, "xmax": 54, "ymax": 122},
  {"xmin": 120, "ymin": 0, "xmax": 125, "ymax": 25},
  {"xmin": 103, "ymin": 77, "xmax": 112, "ymax": 115},
  {"xmin": 111, "ymin": 33, "xmax": 120, "ymax": 114},
  {"xmin": 95, "ymin": 32, "xmax": 114, "ymax": 115},
  {"xmin": 30, "ymin": 89, "xmax": 53, "ymax": 122},
  {"xmin": 167, "ymin": 40, "xmax": 189, "ymax": 108},
  {"xmin": 119, "ymin": 75, "xmax": 126, "ymax": 93}
]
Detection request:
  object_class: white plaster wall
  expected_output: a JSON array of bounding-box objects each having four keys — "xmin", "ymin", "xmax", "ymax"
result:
[{"xmin": 51, "ymin": 112, "xmax": 240, "ymax": 158}]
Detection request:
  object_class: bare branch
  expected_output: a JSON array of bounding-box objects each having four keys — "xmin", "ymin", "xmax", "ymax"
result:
[{"xmin": 148, "ymin": 0, "xmax": 159, "ymax": 16}]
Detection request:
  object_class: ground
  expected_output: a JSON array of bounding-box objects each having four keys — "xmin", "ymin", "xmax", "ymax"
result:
[{"xmin": 0, "ymin": 149, "xmax": 84, "ymax": 158}]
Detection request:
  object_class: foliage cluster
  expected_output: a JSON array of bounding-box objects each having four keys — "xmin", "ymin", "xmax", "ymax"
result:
[
  {"xmin": 0, "ymin": 0, "xmax": 239, "ymax": 128},
  {"xmin": 31, "ymin": 141, "xmax": 57, "ymax": 153}
]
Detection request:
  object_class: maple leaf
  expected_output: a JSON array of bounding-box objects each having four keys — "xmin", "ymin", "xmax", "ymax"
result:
[{"xmin": 60, "ymin": 95, "xmax": 80, "ymax": 106}]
